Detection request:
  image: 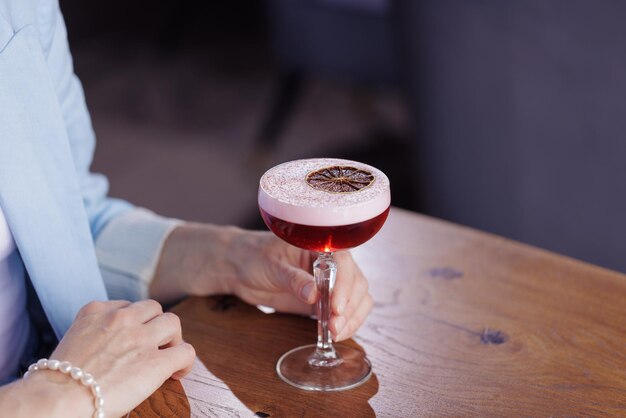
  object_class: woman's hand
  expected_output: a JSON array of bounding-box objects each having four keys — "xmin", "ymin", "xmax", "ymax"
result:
[
  {"xmin": 228, "ymin": 230, "xmax": 373, "ymax": 341},
  {"xmin": 151, "ymin": 224, "xmax": 373, "ymax": 341},
  {"xmin": 25, "ymin": 300, "xmax": 195, "ymax": 418}
]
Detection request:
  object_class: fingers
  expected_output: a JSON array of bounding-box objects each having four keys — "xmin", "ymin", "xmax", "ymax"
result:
[
  {"xmin": 144, "ymin": 312, "xmax": 183, "ymax": 348},
  {"xmin": 328, "ymin": 251, "xmax": 372, "ymax": 340},
  {"xmin": 86, "ymin": 300, "xmax": 178, "ymax": 347},
  {"xmin": 121, "ymin": 299, "xmax": 164, "ymax": 324},
  {"xmin": 157, "ymin": 342, "xmax": 196, "ymax": 380},
  {"xmin": 76, "ymin": 300, "xmax": 131, "ymax": 318},
  {"xmin": 331, "ymin": 251, "xmax": 364, "ymax": 317},
  {"xmin": 333, "ymin": 293, "xmax": 373, "ymax": 342},
  {"xmin": 145, "ymin": 311, "xmax": 193, "ymax": 379},
  {"xmin": 278, "ymin": 264, "xmax": 317, "ymax": 304}
]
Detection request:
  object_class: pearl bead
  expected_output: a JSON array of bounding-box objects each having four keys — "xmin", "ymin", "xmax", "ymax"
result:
[
  {"xmin": 59, "ymin": 361, "xmax": 72, "ymax": 374},
  {"xmin": 25, "ymin": 358, "xmax": 104, "ymax": 418},
  {"xmin": 81, "ymin": 373, "xmax": 94, "ymax": 386},
  {"xmin": 70, "ymin": 367, "xmax": 83, "ymax": 380}
]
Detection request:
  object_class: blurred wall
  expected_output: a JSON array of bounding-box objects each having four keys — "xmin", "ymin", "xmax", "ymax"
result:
[
  {"xmin": 60, "ymin": 0, "xmax": 412, "ymax": 227},
  {"xmin": 61, "ymin": 1, "xmax": 265, "ymax": 42},
  {"xmin": 398, "ymin": 0, "xmax": 626, "ymax": 272},
  {"xmin": 60, "ymin": 0, "xmax": 626, "ymax": 273}
]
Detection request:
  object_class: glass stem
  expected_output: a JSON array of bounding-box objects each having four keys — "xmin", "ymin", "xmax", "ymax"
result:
[{"xmin": 310, "ymin": 252, "xmax": 341, "ymax": 367}]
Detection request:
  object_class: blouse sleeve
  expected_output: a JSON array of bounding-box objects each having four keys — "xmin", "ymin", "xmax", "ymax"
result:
[{"xmin": 41, "ymin": 2, "xmax": 181, "ymax": 300}]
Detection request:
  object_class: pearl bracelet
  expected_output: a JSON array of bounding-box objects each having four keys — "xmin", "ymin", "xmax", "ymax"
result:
[{"xmin": 24, "ymin": 358, "xmax": 104, "ymax": 418}]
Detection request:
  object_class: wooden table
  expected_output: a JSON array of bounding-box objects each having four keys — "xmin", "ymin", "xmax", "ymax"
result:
[{"xmin": 132, "ymin": 208, "xmax": 626, "ymax": 417}]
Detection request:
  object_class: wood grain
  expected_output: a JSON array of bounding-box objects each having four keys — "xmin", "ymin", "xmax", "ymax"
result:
[
  {"xmin": 130, "ymin": 377, "xmax": 190, "ymax": 417},
  {"xmin": 135, "ymin": 207, "xmax": 626, "ymax": 417}
]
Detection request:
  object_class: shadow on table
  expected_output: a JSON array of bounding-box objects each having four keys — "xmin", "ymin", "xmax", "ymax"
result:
[
  {"xmin": 130, "ymin": 377, "xmax": 191, "ymax": 417},
  {"xmin": 178, "ymin": 296, "xmax": 379, "ymax": 417}
]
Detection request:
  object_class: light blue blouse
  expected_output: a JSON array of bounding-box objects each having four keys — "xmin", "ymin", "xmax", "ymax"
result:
[
  {"xmin": 0, "ymin": 0, "xmax": 179, "ymax": 344},
  {"xmin": 0, "ymin": 205, "xmax": 30, "ymax": 382}
]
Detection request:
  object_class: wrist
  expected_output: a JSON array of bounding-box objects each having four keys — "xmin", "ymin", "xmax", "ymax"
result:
[
  {"xmin": 208, "ymin": 224, "xmax": 246, "ymax": 295},
  {"xmin": 151, "ymin": 223, "xmax": 244, "ymax": 302},
  {"xmin": 17, "ymin": 369, "xmax": 93, "ymax": 418},
  {"xmin": 225, "ymin": 228, "xmax": 271, "ymax": 297}
]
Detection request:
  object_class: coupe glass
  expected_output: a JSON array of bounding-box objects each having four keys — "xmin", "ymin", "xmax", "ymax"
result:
[{"xmin": 258, "ymin": 158, "xmax": 390, "ymax": 391}]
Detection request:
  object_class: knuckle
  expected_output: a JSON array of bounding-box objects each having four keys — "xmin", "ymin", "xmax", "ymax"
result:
[
  {"xmin": 335, "ymin": 250, "xmax": 349, "ymax": 260},
  {"xmin": 336, "ymin": 250, "xmax": 354, "ymax": 265},
  {"xmin": 285, "ymin": 268, "xmax": 302, "ymax": 293},
  {"xmin": 182, "ymin": 342, "xmax": 196, "ymax": 360},
  {"xmin": 163, "ymin": 312, "xmax": 182, "ymax": 329},
  {"xmin": 344, "ymin": 319, "xmax": 358, "ymax": 337},
  {"xmin": 144, "ymin": 299, "xmax": 163, "ymax": 314},
  {"xmin": 355, "ymin": 278, "xmax": 369, "ymax": 294},
  {"xmin": 77, "ymin": 301, "xmax": 101, "ymax": 317},
  {"xmin": 105, "ymin": 308, "xmax": 133, "ymax": 328}
]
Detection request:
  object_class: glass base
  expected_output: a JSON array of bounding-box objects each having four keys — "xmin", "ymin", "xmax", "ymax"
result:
[{"xmin": 276, "ymin": 344, "xmax": 372, "ymax": 391}]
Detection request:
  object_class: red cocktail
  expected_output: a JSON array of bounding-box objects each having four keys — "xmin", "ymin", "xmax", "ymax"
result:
[
  {"xmin": 258, "ymin": 158, "xmax": 391, "ymax": 391},
  {"xmin": 259, "ymin": 207, "xmax": 389, "ymax": 252}
]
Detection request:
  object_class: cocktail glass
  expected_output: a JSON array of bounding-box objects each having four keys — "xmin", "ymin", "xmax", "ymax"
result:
[{"xmin": 258, "ymin": 158, "xmax": 390, "ymax": 391}]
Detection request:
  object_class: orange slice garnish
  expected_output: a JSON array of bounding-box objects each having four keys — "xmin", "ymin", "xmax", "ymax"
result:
[{"xmin": 306, "ymin": 166, "xmax": 375, "ymax": 193}]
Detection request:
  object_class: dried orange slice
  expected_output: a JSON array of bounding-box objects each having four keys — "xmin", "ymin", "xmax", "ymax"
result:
[{"xmin": 306, "ymin": 166, "xmax": 375, "ymax": 193}]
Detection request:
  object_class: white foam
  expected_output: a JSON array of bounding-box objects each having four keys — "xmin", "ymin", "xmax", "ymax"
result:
[{"xmin": 259, "ymin": 158, "xmax": 391, "ymax": 226}]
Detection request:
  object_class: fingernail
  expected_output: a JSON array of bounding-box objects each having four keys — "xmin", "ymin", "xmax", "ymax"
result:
[
  {"xmin": 334, "ymin": 316, "xmax": 346, "ymax": 335},
  {"xmin": 301, "ymin": 282, "xmax": 315, "ymax": 302},
  {"xmin": 336, "ymin": 298, "xmax": 346, "ymax": 315}
]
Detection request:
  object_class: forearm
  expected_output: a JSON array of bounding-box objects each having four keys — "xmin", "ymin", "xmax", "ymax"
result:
[
  {"xmin": 0, "ymin": 372, "xmax": 92, "ymax": 418},
  {"xmin": 149, "ymin": 223, "xmax": 242, "ymax": 304}
]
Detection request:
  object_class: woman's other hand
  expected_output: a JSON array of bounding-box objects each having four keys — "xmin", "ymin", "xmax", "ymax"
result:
[{"xmin": 30, "ymin": 299, "xmax": 194, "ymax": 417}]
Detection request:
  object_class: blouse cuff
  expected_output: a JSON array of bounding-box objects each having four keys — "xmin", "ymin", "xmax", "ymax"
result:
[{"xmin": 94, "ymin": 208, "xmax": 182, "ymax": 301}]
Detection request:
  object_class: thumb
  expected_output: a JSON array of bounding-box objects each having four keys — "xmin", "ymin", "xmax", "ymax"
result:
[{"xmin": 277, "ymin": 264, "xmax": 317, "ymax": 304}]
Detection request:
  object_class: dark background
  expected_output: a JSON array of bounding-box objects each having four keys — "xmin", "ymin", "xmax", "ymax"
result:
[
  {"xmin": 62, "ymin": 0, "xmax": 413, "ymax": 226},
  {"xmin": 61, "ymin": 0, "xmax": 626, "ymax": 274}
]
